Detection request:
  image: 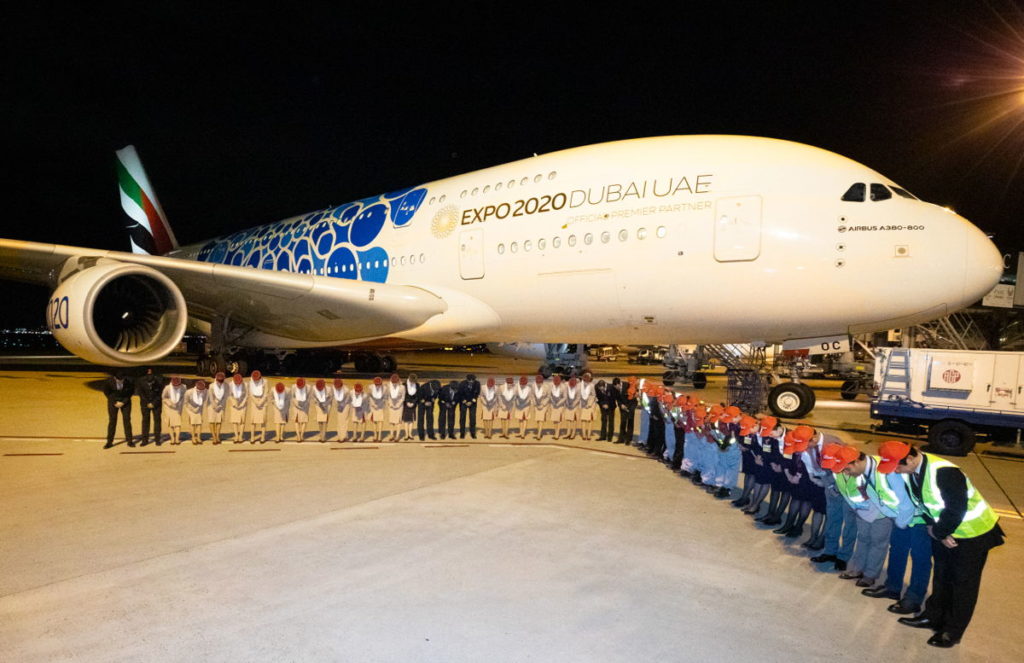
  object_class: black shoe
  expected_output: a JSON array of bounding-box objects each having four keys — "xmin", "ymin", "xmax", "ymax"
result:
[
  {"xmin": 810, "ymin": 554, "xmax": 837, "ymax": 564},
  {"xmin": 127, "ymin": 441, "xmax": 136, "ymax": 447},
  {"xmin": 898, "ymin": 616, "xmax": 939, "ymax": 630},
  {"xmin": 679, "ymin": 470, "xmax": 692, "ymax": 478},
  {"xmin": 103, "ymin": 441, "xmax": 114, "ymax": 449},
  {"xmin": 691, "ymin": 473, "xmax": 702, "ymax": 485},
  {"xmin": 861, "ymin": 586, "xmax": 901, "ymax": 600},
  {"xmin": 761, "ymin": 516, "xmax": 783, "ymax": 526},
  {"xmin": 730, "ymin": 497, "xmax": 749, "ymax": 508},
  {"xmin": 887, "ymin": 600, "xmax": 920, "ymax": 615},
  {"xmin": 804, "ymin": 540, "xmax": 824, "ymax": 551},
  {"xmin": 772, "ymin": 521, "xmax": 792, "ymax": 534},
  {"xmin": 784, "ymin": 526, "xmax": 804, "ymax": 539},
  {"xmin": 926, "ymin": 632, "xmax": 960, "ymax": 648},
  {"xmin": 833, "ymin": 560, "xmax": 848, "ymax": 571},
  {"xmin": 715, "ymin": 487, "xmax": 731, "ymax": 499}
]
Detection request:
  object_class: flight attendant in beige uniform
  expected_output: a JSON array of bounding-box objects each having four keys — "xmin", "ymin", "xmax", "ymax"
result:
[
  {"xmin": 564, "ymin": 376, "xmax": 581, "ymax": 439},
  {"xmin": 548, "ymin": 375, "xmax": 567, "ymax": 440},
  {"xmin": 577, "ymin": 373, "xmax": 597, "ymax": 441},
  {"xmin": 498, "ymin": 377, "xmax": 515, "ymax": 439},
  {"xmin": 206, "ymin": 372, "xmax": 228, "ymax": 444},
  {"xmin": 531, "ymin": 374, "xmax": 549, "ymax": 440},
  {"xmin": 162, "ymin": 376, "xmax": 186, "ymax": 445},
  {"xmin": 311, "ymin": 378, "xmax": 332, "ymax": 442},
  {"xmin": 292, "ymin": 377, "xmax": 311, "ymax": 442},
  {"xmin": 513, "ymin": 376, "xmax": 533, "ymax": 439},
  {"xmin": 228, "ymin": 373, "xmax": 248, "ymax": 442},
  {"xmin": 248, "ymin": 370, "xmax": 268, "ymax": 443},
  {"xmin": 185, "ymin": 379, "xmax": 208, "ymax": 444},
  {"xmin": 332, "ymin": 378, "xmax": 351, "ymax": 442},
  {"xmin": 368, "ymin": 376, "xmax": 386, "ymax": 442},
  {"xmin": 271, "ymin": 382, "xmax": 290, "ymax": 442},
  {"xmin": 386, "ymin": 373, "xmax": 406, "ymax": 440},
  {"xmin": 350, "ymin": 383, "xmax": 368, "ymax": 441},
  {"xmin": 478, "ymin": 377, "xmax": 499, "ymax": 438}
]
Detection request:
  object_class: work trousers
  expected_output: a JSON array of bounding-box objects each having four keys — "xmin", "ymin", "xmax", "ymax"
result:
[
  {"xmin": 438, "ymin": 406, "xmax": 456, "ymax": 438},
  {"xmin": 884, "ymin": 523, "xmax": 932, "ymax": 606},
  {"xmin": 670, "ymin": 426, "xmax": 686, "ymax": 469},
  {"xmin": 849, "ymin": 515, "xmax": 894, "ymax": 580},
  {"xmin": 680, "ymin": 431, "xmax": 701, "ymax": 472},
  {"xmin": 417, "ymin": 403, "xmax": 435, "ymax": 440},
  {"xmin": 106, "ymin": 402, "xmax": 133, "ymax": 444},
  {"xmin": 647, "ymin": 420, "xmax": 665, "ymax": 457},
  {"xmin": 713, "ymin": 443, "xmax": 742, "ymax": 489},
  {"xmin": 140, "ymin": 403, "xmax": 162, "ymax": 444},
  {"xmin": 922, "ymin": 528, "xmax": 1002, "ymax": 639},
  {"xmin": 619, "ymin": 405, "xmax": 636, "ymax": 443},
  {"xmin": 663, "ymin": 423, "xmax": 676, "ymax": 461},
  {"xmin": 458, "ymin": 403, "xmax": 477, "ymax": 438},
  {"xmin": 823, "ymin": 490, "xmax": 858, "ymax": 561},
  {"xmin": 599, "ymin": 407, "xmax": 615, "ymax": 440},
  {"xmin": 637, "ymin": 408, "xmax": 649, "ymax": 446}
]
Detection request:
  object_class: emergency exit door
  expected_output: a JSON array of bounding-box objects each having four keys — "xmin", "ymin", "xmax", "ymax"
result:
[
  {"xmin": 459, "ymin": 229, "xmax": 485, "ymax": 279},
  {"xmin": 714, "ymin": 195, "xmax": 762, "ymax": 262}
]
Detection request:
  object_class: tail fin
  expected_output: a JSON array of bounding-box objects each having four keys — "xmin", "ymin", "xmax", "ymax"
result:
[{"xmin": 116, "ymin": 145, "xmax": 178, "ymax": 255}]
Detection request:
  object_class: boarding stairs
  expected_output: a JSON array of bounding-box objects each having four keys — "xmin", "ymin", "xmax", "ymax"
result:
[{"xmin": 911, "ymin": 312, "xmax": 988, "ymax": 350}]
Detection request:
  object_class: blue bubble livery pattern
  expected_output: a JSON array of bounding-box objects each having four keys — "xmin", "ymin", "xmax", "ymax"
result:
[{"xmin": 195, "ymin": 186, "xmax": 428, "ymax": 283}]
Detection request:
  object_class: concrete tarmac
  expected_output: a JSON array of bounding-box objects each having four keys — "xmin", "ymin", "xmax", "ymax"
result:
[{"xmin": 1, "ymin": 354, "xmax": 1022, "ymax": 661}]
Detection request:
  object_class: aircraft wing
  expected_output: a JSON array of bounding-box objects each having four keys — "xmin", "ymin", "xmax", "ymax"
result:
[{"xmin": 0, "ymin": 238, "xmax": 447, "ymax": 343}]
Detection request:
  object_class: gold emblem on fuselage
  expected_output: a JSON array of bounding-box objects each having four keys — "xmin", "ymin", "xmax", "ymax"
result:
[{"xmin": 431, "ymin": 205, "xmax": 459, "ymax": 238}]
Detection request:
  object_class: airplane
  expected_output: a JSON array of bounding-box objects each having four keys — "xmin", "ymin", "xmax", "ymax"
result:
[{"xmin": 0, "ymin": 135, "xmax": 1003, "ymax": 417}]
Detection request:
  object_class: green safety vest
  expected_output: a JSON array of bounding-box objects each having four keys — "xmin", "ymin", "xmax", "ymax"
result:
[
  {"xmin": 868, "ymin": 457, "xmax": 900, "ymax": 513},
  {"xmin": 834, "ymin": 456, "xmax": 899, "ymax": 512},
  {"xmin": 917, "ymin": 454, "xmax": 999, "ymax": 539}
]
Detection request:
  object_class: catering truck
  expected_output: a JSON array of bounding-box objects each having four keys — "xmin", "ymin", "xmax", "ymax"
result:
[{"xmin": 871, "ymin": 347, "xmax": 1024, "ymax": 455}]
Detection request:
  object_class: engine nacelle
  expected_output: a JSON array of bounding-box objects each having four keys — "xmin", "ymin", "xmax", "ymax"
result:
[{"xmin": 47, "ymin": 262, "xmax": 188, "ymax": 366}]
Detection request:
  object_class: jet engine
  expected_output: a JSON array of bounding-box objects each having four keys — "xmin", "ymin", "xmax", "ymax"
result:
[{"xmin": 47, "ymin": 262, "xmax": 188, "ymax": 366}]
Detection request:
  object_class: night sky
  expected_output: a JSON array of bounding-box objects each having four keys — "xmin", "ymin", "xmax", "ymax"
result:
[{"xmin": 5, "ymin": 2, "xmax": 1024, "ymax": 327}]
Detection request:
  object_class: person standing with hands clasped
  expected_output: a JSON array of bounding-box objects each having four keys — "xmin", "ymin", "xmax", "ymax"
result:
[{"xmin": 103, "ymin": 371, "xmax": 134, "ymax": 448}]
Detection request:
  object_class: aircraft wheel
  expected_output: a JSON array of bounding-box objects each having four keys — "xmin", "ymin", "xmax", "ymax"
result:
[{"xmin": 768, "ymin": 382, "xmax": 815, "ymax": 418}]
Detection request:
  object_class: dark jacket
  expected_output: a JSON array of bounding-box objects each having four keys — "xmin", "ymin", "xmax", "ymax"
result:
[
  {"xmin": 438, "ymin": 382, "xmax": 459, "ymax": 409},
  {"xmin": 135, "ymin": 374, "xmax": 164, "ymax": 405},
  {"xmin": 457, "ymin": 378, "xmax": 480, "ymax": 405},
  {"xmin": 103, "ymin": 377, "xmax": 134, "ymax": 405},
  {"xmin": 418, "ymin": 380, "xmax": 439, "ymax": 406}
]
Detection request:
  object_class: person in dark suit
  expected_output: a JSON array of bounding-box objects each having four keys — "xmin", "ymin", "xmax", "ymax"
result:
[
  {"xmin": 457, "ymin": 374, "xmax": 481, "ymax": 439},
  {"xmin": 618, "ymin": 377, "xmax": 638, "ymax": 444},
  {"xmin": 437, "ymin": 380, "xmax": 459, "ymax": 439},
  {"xmin": 595, "ymin": 380, "xmax": 615, "ymax": 441},
  {"xmin": 103, "ymin": 371, "xmax": 134, "ymax": 448},
  {"xmin": 135, "ymin": 367, "xmax": 164, "ymax": 445},
  {"xmin": 417, "ymin": 379, "xmax": 439, "ymax": 441}
]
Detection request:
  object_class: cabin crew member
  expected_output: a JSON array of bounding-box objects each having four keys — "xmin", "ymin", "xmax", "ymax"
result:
[
  {"xmin": 292, "ymin": 377, "xmax": 311, "ymax": 442},
  {"xmin": 136, "ymin": 367, "xmax": 163, "ymax": 446},
  {"xmin": 161, "ymin": 376, "xmax": 186, "ymax": 445},
  {"xmin": 349, "ymin": 383, "xmax": 368, "ymax": 441},
  {"xmin": 206, "ymin": 372, "xmax": 228, "ymax": 444},
  {"xmin": 185, "ymin": 379, "xmax": 208, "ymax": 444},
  {"xmin": 228, "ymin": 373, "xmax": 248, "ymax": 443},
  {"xmin": 577, "ymin": 373, "xmax": 596, "ymax": 441},
  {"xmin": 564, "ymin": 377, "xmax": 582, "ymax": 439},
  {"xmin": 479, "ymin": 377, "xmax": 499, "ymax": 438},
  {"xmin": 547, "ymin": 375, "xmax": 566, "ymax": 440},
  {"xmin": 312, "ymin": 379, "xmax": 332, "ymax": 442},
  {"xmin": 497, "ymin": 377, "xmax": 516, "ymax": 439},
  {"xmin": 416, "ymin": 379, "xmax": 438, "ymax": 441},
  {"xmin": 513, "ymin": 376, "xmax": 533, "ymax": 438},
  {"xmin": 248, "ymin": 370, "xmax": 268, "ymax": 443},
  {"xmin": 458, "ymin": 374, "xmax": 480, "ymax": 439},
  {"xmin": 385, "ymin": 373, "xmax": 405, "ymax": 440},
  {"xmin": 775, "ymin": 430, "xmax": 810, "ymax": 536},
  {"xmin": 830, "ymin": 446, "xmax": 895, "ymax": 589},
  {"xmin": 102, "ymin": 371, "xmax": 134, "ymax": 448},
  {"xmin": 368, "ymin": 376, "xmax": 386, "ymax": 442},
  {"xmin": 884, "ymin": 443, "xmax": 1005, "ymax": 648},
  {"xmin": 331, "ymin": 378, "xmax": 351, "ymax": 442},
  {"xmin": 813, "ymin": 442, "xmax": 859, "ymax": 571},
  {"xmin": 731, "ymin": 415, "xmax": 759, "ymax": 507},
  {"xmin": 740, "ymin": 415, "xmax": 775, "ymax": 515},
  {"xmin": 861, "ymin": 441, "xmax": 932, "ymax": 617},
  {"xmin": 618, "ymin": 377, "xmax": 638, "ymax": 444},
  {"xmin": 403, "ymin": 374, "xmax": 419, "ymax": 440},
  {"xmin": 438, "ymin": 380, "xmax": 459, "ymax": 439},
  {"xmin": 795, "ymin": 428, "xmax": 831, "ymax": 550},
  {"xmin": 712, "ymin": 406, "xmax": 743, "ymax": 499},
  {"xmin": 596, "ymin": 380, "xmax": 615, "ymax": 442},
  {"xmin": 530, "ymin": 374, "xmax": 549, "ymax": 440},
  {"xmin": 757, "ymin": 417, "xmax": 790, "ymax": 524},
  {"xmin": 271, "ymin": 382, "xmax": 290, "ymax": 442}
]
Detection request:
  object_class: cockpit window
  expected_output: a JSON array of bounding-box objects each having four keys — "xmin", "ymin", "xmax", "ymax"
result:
[
  {"xmin": 870, "ymin": 184, "xmax": 892, "ymax": 201},
  {"xmin": 841, "ymin": 183, "xmax": 865, "ymax": 202},
  {"xmin": 888, "ymin": 185, "xmax": 917, "ymax": 200}
]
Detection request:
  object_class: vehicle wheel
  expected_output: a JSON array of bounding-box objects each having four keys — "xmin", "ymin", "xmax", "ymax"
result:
[
  {"xmin": 840, "ymin": 379, "xmax": 859, "ymax": 401},
  {"xmin": 768, "ymin": 382, "xmax": 814, "ymax": 418},
  {"xmin": 691, "ymin": 372, "xmax": 708, "ymax": 390},
  {"xmin": 928, "ymin": 420, "xmax": 976, "ymax": 456},
  {"xmin": 353, "ymin": 354, "xmax": 370, "ymax": 373},
  {"xmin": 381, "ymin": 355, "xmax": 397, "ymax": 373},
  {"xmin": 538, "ymin": 365, "xmax": 553, "ymax": 379},
  {"xmin": 663, "ymin": 370, "xmax": 677, "ymax": 387}
]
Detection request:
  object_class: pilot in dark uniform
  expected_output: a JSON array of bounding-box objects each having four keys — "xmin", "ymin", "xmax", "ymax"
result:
[
  {"xmin": 618, "ymin": 377, "xmax": 638, "ymax": 444},
  {"xmin": 437, "ymin": 380, "xmax": 459, "ymax": 439},
  {"xmin": 596, "ymin": 380, "xmax": 615, "ymax": 441},
  {"xmin": 417, "ymin": 379, "xmax": 439, "ymax": 441},
  {"xmin": 103, "ymin": 371, "xmax": 135, "ymax": 448},
  {"xmin": 135, "ymin": 367, "xmax": 164, "ymax": 445},
  {"xmin": 458, "ymin": 374, "xmax": 481, "ymax": 439}
]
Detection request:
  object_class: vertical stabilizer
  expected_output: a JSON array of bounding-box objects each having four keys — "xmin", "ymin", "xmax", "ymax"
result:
[{"xmin": 116, "ymin": 145, "xmax": 178, "ymax": 255}]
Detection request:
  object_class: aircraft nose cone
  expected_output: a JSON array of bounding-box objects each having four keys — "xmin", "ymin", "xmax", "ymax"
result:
[{"xmin": 963, "ymin": 222, "xmax": 1003, "ymax": 305}]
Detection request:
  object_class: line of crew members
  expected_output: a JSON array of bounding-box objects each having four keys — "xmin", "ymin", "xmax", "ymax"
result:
[
  {"xmin": 105, "ymin": 369, "xmax": 644, "ymax": 447},
  {"xmin": 629, "ymin": 382, "xmax": 1005, "ymax": 650}
]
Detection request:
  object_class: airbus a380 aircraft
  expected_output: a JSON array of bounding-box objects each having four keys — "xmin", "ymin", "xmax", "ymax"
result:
[{"xmin": 0, "ymin": 135, "xmax": 1002, "ymax": 416}]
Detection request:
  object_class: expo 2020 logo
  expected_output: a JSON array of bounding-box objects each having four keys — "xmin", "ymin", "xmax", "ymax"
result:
[
  {"xmin": 432, "ymin": 205, "xmax": 459, "ymax": 239},
  {"xmin": 942, "ymin": 369, "xmax": 961, "ymax": 383}
]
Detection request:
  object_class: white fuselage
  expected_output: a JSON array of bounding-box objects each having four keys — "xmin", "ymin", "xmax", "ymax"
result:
[{"xmin": 173, "ymin": 136, "xmax": 1002, "ymax": 348}]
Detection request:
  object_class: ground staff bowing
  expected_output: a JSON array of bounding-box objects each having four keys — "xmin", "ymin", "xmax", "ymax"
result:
[
  {"xmin": 103, "ymin": 371, "xmax": 134, "ymax": 448},
  {"xmin": 458, "ymin": 374, "xmax": 480, "ymax": 439},
  {"xmin": 884, "ymin": 443, "xmax": 1005, "ymax": 648},
  {"xmin": 438, "ymin": 380, "xmax": 459, "ymax": 439},
  {"xmin": 136, "ymin": 367, "xmax": 163, "ymax": 445},
  {"xmin": 416, "ymin": 379, "xmax": 438, "ymax": 441},
  {"xmin": 596, "ymin": 380, "xmax": 615, "ymax": 441},
  {"xmin": 617, "ymin": 377, "xmax": 638, "ymax": 444}
]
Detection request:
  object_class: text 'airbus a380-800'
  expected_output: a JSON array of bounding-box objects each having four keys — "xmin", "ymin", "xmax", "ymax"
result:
[{"xmin": 0, "ymin": 136, "xmax": 1002, "ymax": 416}]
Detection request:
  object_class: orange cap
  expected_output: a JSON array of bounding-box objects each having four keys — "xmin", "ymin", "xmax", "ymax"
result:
[
  {"xmin": 792, "ymin": 425, "xmax": 815, "ymax": 444},
  {"xmin": 877, "ymin": 440, "xmax": 911, "ymax": 474},
  {"xmin": 758, "ymin": 416, "xmax": 778, "ymax": 436},
  {"xmin": 819, "ymin": 443, "xmax": 845, "ymax": 469},
  {"xmin": 738, "ymin": 415, "xmax": 758, "ymax": 436},
  {"xmin": 783, "ymin": 430, "xmax": 798, "ymax": 453},
  {"xmin": 829, "ymin": 445, "xmax": 861, "ymax": 473}
]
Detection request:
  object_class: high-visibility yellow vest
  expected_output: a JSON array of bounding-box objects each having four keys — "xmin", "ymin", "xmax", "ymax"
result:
[{"xmin": 917, "ymin": 453, "xmax": 999, "ymax": 539}]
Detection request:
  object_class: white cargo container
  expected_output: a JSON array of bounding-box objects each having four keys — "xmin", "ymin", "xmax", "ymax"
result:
[{"xmin": 872, "ymin": 347, "xmax": 1024, "ymax": 455}]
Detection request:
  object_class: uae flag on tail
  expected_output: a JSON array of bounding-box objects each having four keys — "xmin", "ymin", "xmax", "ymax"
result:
[{"xmin": 116, "ymin": 145, "xmax": 178, "ymax": 255}]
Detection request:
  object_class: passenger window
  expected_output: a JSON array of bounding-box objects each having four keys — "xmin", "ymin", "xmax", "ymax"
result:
[
  {"xmin": 841, "ymin": 183, "xmax": 865, "ymax": 202},
  {"xmin": 870, "ymin": 184, "xmax": 892, "ymax": 201},
  {"xmin": 553, "ymin": 237, "xmax": 561, "ymax": 248},
  {"xmin": 568, "ymin": 235, "xmax": 577, "ymax": 247},
  {"xmin": 538, "ymin": 238, "xmax": 546, "ymax": 250}
]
